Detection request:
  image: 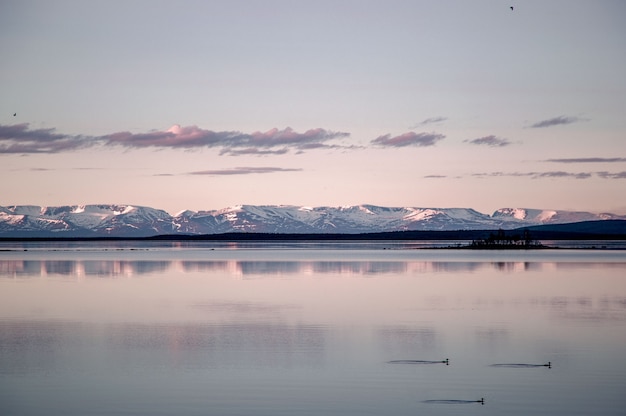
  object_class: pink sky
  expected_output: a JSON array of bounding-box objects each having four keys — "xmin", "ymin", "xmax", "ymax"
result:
[{"xmin": 1, "ymin": 1, "xmax": 625, "ymax": 215}]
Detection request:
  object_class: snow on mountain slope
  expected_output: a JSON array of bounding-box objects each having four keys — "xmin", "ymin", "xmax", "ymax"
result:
[
  {"xmin": 0, "ymin": 205, "xmax": 175, "ymax": 237},
  {"xmin": 1, "ymin": 204, "xmax": 624, "ymax": 237},
  {"xmin": 492, "ymin": 208, "xmax": 623, "ymax": 224}
]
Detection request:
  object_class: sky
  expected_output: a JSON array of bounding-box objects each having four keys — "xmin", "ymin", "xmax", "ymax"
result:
[{"xmin": 1, "ymin": 0, "xmax": 625, "ymax": 216}]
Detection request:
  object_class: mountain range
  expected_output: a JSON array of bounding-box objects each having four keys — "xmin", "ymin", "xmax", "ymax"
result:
[{"xmin": 1, "ymin": 204, "xmax": 625, "ymax": 238}]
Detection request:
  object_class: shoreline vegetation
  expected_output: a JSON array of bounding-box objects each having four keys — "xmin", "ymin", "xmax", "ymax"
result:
[{"xmin": 466, "ymin": 229, "xmax": 546, "ymax": 250}]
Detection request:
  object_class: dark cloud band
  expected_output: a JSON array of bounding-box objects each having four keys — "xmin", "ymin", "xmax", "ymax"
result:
[
  {"xmin": 414, "ymin": 116, "xmax": 447, "ymax": 127},
  {"xmin": 472, "ymin": 171, "xmax": 625, "ymax": 180},
  {"xmin": 188, "ymin": 167, "xmax": 302, "ymax": 176},
  {"xmin": 0, "ymin": 123, "xmax": 350, "ymax": 155},
  {"xmin": 546, "ymin": 157, "xmax": 626, "ymax": 163},
  {"xmin": 530, "ymin": 115, "xmax": 585, "ymax": 128},
  {"xmin": 0, "ymin": 123, "xmax": 90, "ymax": 153},
  {"xmin": 465, "ymin": 135, "xmax": 511, "ymax": 147},
  {"xmin": 372, "ymin": 132, "xmax": 445, "ymax": 147},
  {"xmin": 101, "ymin": 126, "xmax": 350, "ymax": 151}
]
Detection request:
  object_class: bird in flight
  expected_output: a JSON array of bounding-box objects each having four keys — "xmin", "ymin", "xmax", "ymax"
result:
[
  {"xmin": 510, "ymin": 6, "xmax": 514, "ymax": 10},
  {"xmin": 13, "ymin": 113, "xmax": 16, "ymax": 116}
]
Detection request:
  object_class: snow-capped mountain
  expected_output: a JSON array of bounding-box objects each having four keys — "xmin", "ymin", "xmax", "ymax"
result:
[
  {"xmin": 0, "ymin": 205, "xmax": 176, "ymax": 237},
  {"xmin": 492, "ymin": 208, "xmax": 619, "ymax": 223},
  {"xmin": 0, "ymin": 204, "xmax": 624, "ymax": 238}
]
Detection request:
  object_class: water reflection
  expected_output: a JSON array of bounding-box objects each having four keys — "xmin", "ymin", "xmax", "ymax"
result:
[
  {"xmin": 0, "ymin": 320, "xmax": 327, "ymax": 375},
  {"xmin": 3, "ymin": 258, "xmax": 624, "ymax": 278},
  {"xmin": 475, "ymin": 326, "xmax": 510, "ymax": 351},
  {"xmin": 1, "ymin": 247, "xmax": 626, "ymax": 416},
  {"xmin": 0, "ymin": 320, "xmax": 90, "ymax": 375},
  {"xmin": 105, "ymin": 322, "xmax": 327, "ymax": 370},
  {"xmin": 191, "ymin": 300, "xmax": 298, "ymax": 316},
  {"xmin": 0, "ymin": 259, "xmax": 170, "ymax": 278},
  {"xmin": 377, "ymin": 326, "xmax": 439, "ymax": 357},
  {"xmin": 547, "ymin": 295, "xmax": 626, "ymax": 323}
]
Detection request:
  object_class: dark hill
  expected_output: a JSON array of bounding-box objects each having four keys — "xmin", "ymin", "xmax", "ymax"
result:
[{"xmin": 518, "ymin": 220, "xmax": 626, "ymax": 239}]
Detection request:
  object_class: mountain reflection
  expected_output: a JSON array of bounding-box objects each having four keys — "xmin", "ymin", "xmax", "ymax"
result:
[
  {"xmin": 0, "ymin": 260, "xmax": 171, "ymax": 277},
  {"xmin": 1, "ymin": 258, "xmax": 623, "ymax": 278},
  {"xmin": 1, "ymin": 259, "xmax": 509, "ymax": 277}
]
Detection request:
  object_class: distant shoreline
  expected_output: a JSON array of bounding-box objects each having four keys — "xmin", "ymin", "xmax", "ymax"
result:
[{"xmin": 0, "ymin": 229, "xmax": 625, "ymax": 249}]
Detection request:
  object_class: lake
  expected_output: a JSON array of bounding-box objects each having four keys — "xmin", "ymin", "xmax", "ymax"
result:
[{"xmin": 1, "ymin": 241, "xmax": 625, "ymax": 415}]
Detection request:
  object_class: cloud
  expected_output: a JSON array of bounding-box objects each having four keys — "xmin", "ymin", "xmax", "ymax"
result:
[
  {"xmin": 0, "ymin": 123, "xmax": 90, "ymax": 154},
  {"xmin": 8, "ymin": 166, "xmax": 105, "ymax": 173},
  {"xmin": 0, "ymin": 123, "xmax": 351, "ymax": 155},
  {"xmin": 188, "ymin": 167, "xmax": 303, "ymax": 176},
  {"xmin": 219, "ymin": 148, "xmax": 290, "ymax": 156},
  {"xmin": 424, "ymin": 174, "xmax": 447, "ymax": 178},
  {"xmin": 536, "ymin": 171, "xmax": 592, "ymax": 179},
  {"xmin": 219, "ymin": 142, "xmax": 363, "ymax": 156},
  {"xmin": 413, "ymin": 117, "xmax": 447, "ymax": 127},
  {"xmin": 465, "ymin": 135, "xmax": 511, "ymax": 147},
  {"xmin": 471, "ymin": 171, "xmax": 620, "ymax": 180},
  {"xmin": 545, "ymin": 157, "xmax": 626, "ymax": 163},
  {"xmin": 371, "ymin": 132, "xmax": 445, "ymax": 148},
  {"xmin": 102, "ymin": 125, "xmax": 350, "ymax": 152},
  {"xmin": 596, "ymin": 171, "xmax": 626, "ymax": 179},
  {"xmin": 530, "ymin": 115, "xmax": 586, "ymax": 128}
]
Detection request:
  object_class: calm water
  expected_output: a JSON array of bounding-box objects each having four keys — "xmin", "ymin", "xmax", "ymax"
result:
[{"xmin": 1, "ymin": 241, "xmax": 625, "ymax": 415}]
